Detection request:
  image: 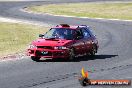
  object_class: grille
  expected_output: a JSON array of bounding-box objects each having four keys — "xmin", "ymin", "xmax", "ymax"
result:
[{"xmin": 37, "ymin": 46, "xmax": 53, "ymax": 49}]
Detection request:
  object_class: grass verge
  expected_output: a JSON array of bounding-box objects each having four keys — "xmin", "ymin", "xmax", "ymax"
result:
[
  {"xmin": 27, "ymin": 2, "xmax": 132, "ymax": 20},
  {"xmin": 0, "ymin": 22, "xmax": 48, "ymax": 58}
]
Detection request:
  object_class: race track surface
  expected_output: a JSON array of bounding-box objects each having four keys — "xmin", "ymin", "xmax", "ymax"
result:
[{"xmin": 0, "ymin": 0, "xmax": 132, "ymax": 88}]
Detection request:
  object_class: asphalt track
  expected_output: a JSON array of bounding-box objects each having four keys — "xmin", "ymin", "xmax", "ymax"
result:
[{"xmin": 0, "ymin": 0, "xmax": 132, "ymax": 88}]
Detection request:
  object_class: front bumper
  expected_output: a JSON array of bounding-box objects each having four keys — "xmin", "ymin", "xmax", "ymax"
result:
[{"xmin": 27, "ymin": 48, "xmax": 69, "ymax": 59}]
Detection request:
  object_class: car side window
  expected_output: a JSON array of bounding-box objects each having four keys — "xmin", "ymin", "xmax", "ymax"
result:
[
  {"xmin": 74, "ymin": 29, "xmax": 83, "ymax": 39},
  {"xmin": 81, "ymin": 28, "xmax": 91, "ymax": 39},
  {"xmin": 86, "ymin": 27, "xmax": 94, "ymax": 37}
]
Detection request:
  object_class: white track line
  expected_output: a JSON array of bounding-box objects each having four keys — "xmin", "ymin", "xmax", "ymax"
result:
[
  {"xmin": 0, "ymin": 16, "xmax": 51, "ymax": 62},
  {"xmin": 0, "ymin": 16, "xmax": 50, "ymax": 27},
  {"xmin": 21, "ymin": 1, "xmax": 132, "ymax": 22}
]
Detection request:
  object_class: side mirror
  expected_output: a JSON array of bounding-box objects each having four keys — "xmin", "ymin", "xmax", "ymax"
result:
[{"xmin": 39, "ymin": 34, "xmax": 44, "ymax": 37}]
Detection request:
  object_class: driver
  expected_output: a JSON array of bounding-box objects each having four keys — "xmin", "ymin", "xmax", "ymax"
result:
[{"xmin": 54, "ymin": 29, "xmax": 67, "ymax": 39}]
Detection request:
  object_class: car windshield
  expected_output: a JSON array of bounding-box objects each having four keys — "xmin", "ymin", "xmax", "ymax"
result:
[{"xmin": 43, "ymin": 28, "xmax": 74, "ymax": 40}]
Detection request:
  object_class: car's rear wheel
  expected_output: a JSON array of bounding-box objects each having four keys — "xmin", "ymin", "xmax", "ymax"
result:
[
  {"xmin": 31, "ymin": 56, "xmax": 40, "ymax": 62},
  {"xmin": 69, "ymin": 48, "xmax": 75, "ymax": 61},
  {"xmin": 89, "ymin": 45, "xmax": 97, "ymax": 56}
]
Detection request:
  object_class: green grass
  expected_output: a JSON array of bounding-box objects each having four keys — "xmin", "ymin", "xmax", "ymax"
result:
[
  {"xmin": 0, "ymin": 22, "xmax": 48, "ymax": 57},
  {"xmin": 28, "ymin": 3, "xmax": 132, "ymax": 20}
]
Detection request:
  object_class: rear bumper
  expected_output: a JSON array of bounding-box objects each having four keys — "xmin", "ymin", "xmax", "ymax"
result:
[{"xmin": 27, "ymin": 48, "xmax": 69, "ymax": 59}]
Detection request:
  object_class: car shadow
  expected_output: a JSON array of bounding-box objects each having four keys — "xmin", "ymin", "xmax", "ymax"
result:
[{"xmin": 37, "ymin": 54, "xmax": 118, "ymax": 62}]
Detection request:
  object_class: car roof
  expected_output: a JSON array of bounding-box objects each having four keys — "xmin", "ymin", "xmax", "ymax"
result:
[{"xmin": 52, "ymin": 24, "xmax": 89, "ymax": 30}]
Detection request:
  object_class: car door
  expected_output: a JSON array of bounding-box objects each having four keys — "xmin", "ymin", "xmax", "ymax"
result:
[
  {"xmin": 73, "ymin": 29, "xmax": 86, "ymax": 56},
  {"xmin": 81, "ymin": 28, "xmax": 93, "ymax": 53}
]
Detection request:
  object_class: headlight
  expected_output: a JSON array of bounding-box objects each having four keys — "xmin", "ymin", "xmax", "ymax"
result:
[
  {"xmin": 54, "ymin": 46, "xmax": 67, "ymax": 50},
  {"xmin": 29, "ymin": 44, "xmax": 37, "ymax": 49}
]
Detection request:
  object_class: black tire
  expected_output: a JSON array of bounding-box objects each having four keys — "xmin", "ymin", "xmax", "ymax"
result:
[
  {"xmin": 69, "ymin": 48, "xmax": 75, "ymax": 61},
  {"xmin": 89, "ymin": 45, "xmax": 97, "ymax": 56},
  {"xmin": 31, "ymin": 56, "xmax": 40, "ymax": 62}
]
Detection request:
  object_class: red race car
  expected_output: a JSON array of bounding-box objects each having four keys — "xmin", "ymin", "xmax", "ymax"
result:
[{"xmin": 27, "ymin": 24, "xmax": 99, "ymax": 61}]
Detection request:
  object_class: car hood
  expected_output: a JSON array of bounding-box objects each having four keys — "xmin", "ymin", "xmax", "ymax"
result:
[{"xmin": 32, "ymin": 38, "xmax": 72, "ymax": 46}]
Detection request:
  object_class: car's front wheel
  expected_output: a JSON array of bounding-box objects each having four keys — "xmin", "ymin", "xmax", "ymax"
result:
[
  {"xmin": 69, "ymin": 48, "xmax": 75, "ymax": 61},
  {"xmin": 31, "ymin": 56, "xmax": 40, "ymax": 62}
]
